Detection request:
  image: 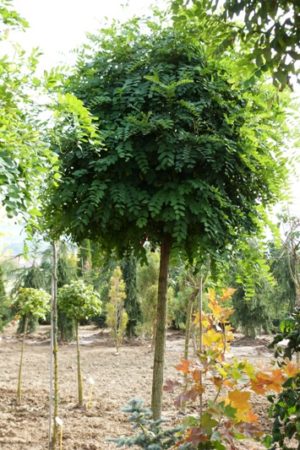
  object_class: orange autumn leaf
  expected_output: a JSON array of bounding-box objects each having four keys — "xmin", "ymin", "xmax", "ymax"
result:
[
  {"xmin": 220, "ymin": 287, "xmax": 236, "ymax": 301},
  {"xmin": 208, "ymin": 289, "xmax": 216, "ymax": 302},
  {"xmin": 228, "ymin": 390, "xmax": 251, "ymax": 411},
  {"xmin": 208, "ymin": 299, "xmax": 223, "ymax": 319},
  {"xmin": 176, "ymin": 359, "xmax": 190, "ymax": 374},
  {"xmin": 212, "ymin": 376, "xmax": 223, "ymax": 388},
  {"xmin": 192, "ymin": 369, "xmax": 202, "ymax": 383},
  {"xmin": 269, "ymin": 369, "xmax": 285, "ymax": 392},
  {"xmin": 251, "ymin": 369, "xmax": 285, "ymax": 395},
  {"xmin": 284, "ymin": 361, "xmax": 299, "ymax": 378},
  {"xmin": 236, "ymin": 408, "xmax": 258, "ymax": 423},
  {"xmin": 223, "ymin": 379, "xmax": 236, "ymax": 389}
]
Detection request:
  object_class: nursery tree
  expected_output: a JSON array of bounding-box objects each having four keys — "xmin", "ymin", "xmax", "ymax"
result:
[
  {"xmin": 0, "ymin": 265, "xmax": 10, "ymax": 331},
  {"xmin": 0, "ymin": 0, "xmax": 55, "ymax": 219},
  {"xmin": 13, "ymin": 287, "xmax": 50, "ymax": 404},
  {"xmin": 106, "ymin": 266, "xmax": 128, "ymax": 353},
  {"xmin": 172, "ymin": 0, "xmax": 300, "ymax": 87},
  {"xmin": 57, "ymin": 280, "xmax": 101, "ymax": 406},
  {"xmin": 48, "ymin": 13, "xmax": 288, "ymax": 418},
  {"xmin": 121, "ymin": 253, "xmax": 140, "ymax": 337}
]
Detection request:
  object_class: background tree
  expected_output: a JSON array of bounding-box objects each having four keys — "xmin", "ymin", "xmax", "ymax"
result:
[
  {"xmin": 172, "ymin": 0, "xmax": 300, "ymax": 88},
  {"xmin": 56, "ymin": 242, "xmax": 78, "ymax": 341},
  {"xmin": 0, "ymin": 265, "xmax": 9, "ymax": 331},
  {"xmin": 13, "ymin": 287, "xmax": 50, "ymax": 404},
  {"xmin": 57, "ymin": 280, "xmax": 101, "ymax": 407},
  {"xmin": 137, "ymin": 251, "xmax": 174, "ymax": 348},
  {"xmin": 106, "ymin": 266, "xmax": 128, "ymax": 354},
  {"xmin": 47, "ymin": 13, "xmax": 288, "ymax": 418},
  {"xmin": 121, "ymin": 252, "xmax": 141, "ymax": 337},
  {"xmin": 0, "ymin": 0, "xmax": 55, "ymax": 219}
]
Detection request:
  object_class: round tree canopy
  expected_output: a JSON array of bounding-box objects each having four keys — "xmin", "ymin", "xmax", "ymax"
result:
[{"xmin": 48, "ymin": 17, "xmax": 288, "ymax": 258}]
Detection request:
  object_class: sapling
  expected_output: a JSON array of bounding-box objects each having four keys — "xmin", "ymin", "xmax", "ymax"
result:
[
  {"xmin": 57, "ymin": 280, "xmax": 101, "ymax": 407},
  {"xmin": 14, "ymin": 287, "xmax": 50, "ymax": 404},
  {"xmin": 106, "ymin": 266, "xmax": 128, "ymax": 354}
]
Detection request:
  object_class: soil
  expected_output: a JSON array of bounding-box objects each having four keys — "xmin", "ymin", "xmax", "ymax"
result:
[{"xmin": 0, "ymin": 325, "xmax": 274, "ymax": 450}]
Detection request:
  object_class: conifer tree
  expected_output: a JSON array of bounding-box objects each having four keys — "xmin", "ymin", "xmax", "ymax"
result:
[
  {"xmin": 121, "ymin": 253, "xmax": 140, "ymax": 337},
  {"xmin": 106, "ymin": 266, "xmax": 128, "ymax": 353}
]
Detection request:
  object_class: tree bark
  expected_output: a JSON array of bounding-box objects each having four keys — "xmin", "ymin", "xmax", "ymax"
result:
[
  {"xmin": 151, "ymin": 235, "xmax": 171, "ymax": 420},
  {"xmin": 76, "ymin": 321, "xmax": 83, "ymax": 406},
  {"xmin": 50, "ymin": 241, "xmax": 59, "ymax": 450},
  {"xmin": 17, "ymin": 315, "xmax": 28, "ymax": 404}
]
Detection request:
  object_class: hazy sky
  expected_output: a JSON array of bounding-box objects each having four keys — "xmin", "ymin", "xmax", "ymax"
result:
[{"xmin": 13, "ymin": 0, "xmax": 163, "ymax": 68}]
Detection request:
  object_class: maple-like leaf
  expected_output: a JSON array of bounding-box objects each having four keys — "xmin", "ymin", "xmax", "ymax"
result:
[
  {"xmin": 284, "ymin": 361, "xmax": 299, "ymax": 378},
  {"xmin": 175, "ymin": 358, "xmax": 190, "ymax": 374},
  {"xmin": 251, "ymin": 369, "xmax": 284, "ymax": 395},
  {"xmin": 228, "ymin": 390, "xmax": 251, "ymax": 411},
  {"xmin": 203, "ymin": 328, "xmax": 223, "ymax": 347},
  {"xmin": 185, "ymin": 427, "xmax": 209, "ymax": 445},
  {"xmin": 220, "ymin": 288, "xmax": 236, "ymax": 301}
]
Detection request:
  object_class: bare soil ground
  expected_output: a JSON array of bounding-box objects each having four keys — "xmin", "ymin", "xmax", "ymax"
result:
[{"xmin": 0, "ymin": 325, "xmax": 274, "ymax": 450}]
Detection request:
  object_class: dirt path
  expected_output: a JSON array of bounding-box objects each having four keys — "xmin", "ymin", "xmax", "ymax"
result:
[{"xmin": 0, "ymin": 325, "xmax": 273, "ymax": 449}]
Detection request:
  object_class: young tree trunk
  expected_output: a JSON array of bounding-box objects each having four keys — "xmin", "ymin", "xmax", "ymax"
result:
[
  {"xmin": 50, "ymin": 241, "xmax": 59, "ymax": 450},
  {"xmin": 198, "ymin": 276, "xmax": 203, "ymax": 418},
  {"xmin": 184, "ymin": 290, "xmax": 197, "ymax": 361},
  {"xmin": 76, "ymin": 320, "xmax": 83, "ymax": 406},
  {"xmin": 151, "ymin": 235, "xmax": 171, "ymax": 420},
  {"xmin": 17, "ymin": 315, "xmax": 28, "ymax": 404}
]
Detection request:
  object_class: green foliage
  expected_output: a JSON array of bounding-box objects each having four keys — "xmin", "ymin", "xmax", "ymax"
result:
[
  {"xmin": 106, "ymin": 266, "xmax": 128, "ymax": 351},
  {"xmin": 269, "ymin": 308, "xmax": 300, "ymax": 361},
  {"xmin": 14, "ymin": 288, "xmax": 50, "ymax": 321},
  {"xmin": 0, "ymin": 1, "xmax": 56, "ymax": 219},
  {"xmin": 121, "ymin": 253, "xmax": 141, "ymax": 337},
  {"xmin": 0, "ymin": 266, "xmax": 10, "ymax": 331},
  {"xmin": 265, "ymin": 309, "xmax": 300, "ymax": 449},
  {"xmin": 47, "ymin": 13, "xmax": 288, "ymax": 261},
  {"xmin": 172, "ymin": 0, "xmax": 300, "ymax": 88},
  {"xmin": 56, "ymin": 242, "xmax": 78, "ymax": 341},
  {"xmin": 220, "ymin": 0, "xmax": 300, "ymax": 88},
  {"xmin": 112, "ymin": 399, "xmax": 181, "ymax": 449},
  {"xmin": 58, "ymin": 280, "xmax": 102, "ymax": 322},
  {"xmin": 137, "ymin": 252, "xmax": 173, "ymax": 339}
]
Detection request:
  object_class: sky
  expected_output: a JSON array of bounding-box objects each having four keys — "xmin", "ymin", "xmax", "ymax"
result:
[
  {"xmin": 13, "ymin": 0, "xmax": 163, "ymax": 68},
  {"xmin": 0, "ymin": 0, "xmax": 299, "ymax": 255}
]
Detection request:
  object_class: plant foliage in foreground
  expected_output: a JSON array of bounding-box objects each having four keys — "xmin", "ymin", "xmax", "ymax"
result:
[
  {"xmin": 112, "ymin": 399, "xmax": 181, "ymax": 449},
  {"xmin": 165, "ymin": 290, "xmax": 299, "ymax": 449},
  {"xmin": 265, "ymin": 308, "xmax": 300, "ymax": 450}
]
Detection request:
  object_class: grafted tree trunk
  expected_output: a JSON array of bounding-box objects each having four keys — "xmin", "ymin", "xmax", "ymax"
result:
[
  {"xmin": 17, "ymin": 315, "xmax": 28, "ymax": 405},
  {"xmin": 151, "ymin": 235, "xmax": 171, "ymax": 420},
  {"xmin": 76, "ymin": 321, "xmax": 83, "ymax": 406},
  {"xmin": 50, "ymin": 241, "xmax": 59, "ymax": 450}
]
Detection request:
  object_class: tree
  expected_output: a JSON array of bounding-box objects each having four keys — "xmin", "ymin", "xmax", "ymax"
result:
[
  {"xmin": 220, "ymin": 0, "xmax": 300, "ymax": 87},
  {"xmin": 106, "ymin": 266, "xmax": 128, "ymax": 353},
  {"xmin": 0, "ymin": 265, "xmax": 9, "ymax": 331},
  {"xmin": 13, "ymin": 287, "xmax": 50, "ymax": 404},
  {"xmin": 56, "ymin": 242, "xmax": 78, "ymax": 342},
  {"xmin": 172, "ymin": 0, "xmax": 300, "ymax": 88},
  {"xmin": 57, "ymin": 280, "xmax": 101, "ymax": 406},
  {"xmin": 0, "ymin": 0, "xmax": 55, "ymax": 219},
  {"xmin": 47, "ymin": 13, "xmax": 288, "ymax": 418},
  {"xmin": 121, "ymin": 253, "xmax": 141, "ymax": 337}
]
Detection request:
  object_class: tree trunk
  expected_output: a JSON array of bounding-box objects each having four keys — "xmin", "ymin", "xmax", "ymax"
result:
[
  {"xmin": 50, "ymin": 241, "xmax": 59, "ymax": 450},
  {"xmin": 151, "ymin": 235, "xmax": 171, "ymax": 420},
  {"xmin": 17, "ymin": 315, "xmax": 28, "ymax": 404},
  {"xmin": 76, "ymin": 321, "xmax": 83, "ymax": 406},
  {"xmin": 184, "ymin": 291, "xmax": 197, "ymax": 361}
]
